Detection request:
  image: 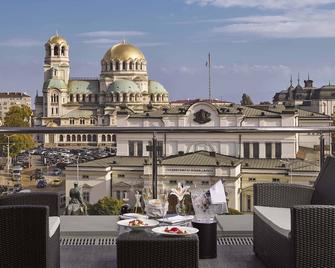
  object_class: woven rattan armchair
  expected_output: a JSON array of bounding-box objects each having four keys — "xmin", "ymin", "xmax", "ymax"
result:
[
  {"xmin": 253, "ymin": 156, "xmax": 335, "ymax": 268},
  {"xmin": 0, "ymin": 192, "xmax": 60, "ymax": 268}
]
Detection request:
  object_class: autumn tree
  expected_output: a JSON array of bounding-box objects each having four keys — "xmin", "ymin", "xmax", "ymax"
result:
[
  {"xmin": 0, "ymin": 105, "xmax": 35, "ymax": 157},
  {"xmin": 240, "ymin": 93, "xmax": 254, "ymax": 105}
]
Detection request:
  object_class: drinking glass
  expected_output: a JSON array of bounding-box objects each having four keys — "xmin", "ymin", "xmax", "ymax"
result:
[{"xmin": 159, "ymin": 189, "xmax": 168, "ymax": 221}]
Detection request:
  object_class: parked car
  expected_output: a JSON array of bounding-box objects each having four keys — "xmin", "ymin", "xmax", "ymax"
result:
[
  {"xmin": 36, "ymin": 178, "xmax": 47, "ymax": 188},
  {"xmin": 50, "ymin": 179, "xmax": 62, "ymax": 187}
]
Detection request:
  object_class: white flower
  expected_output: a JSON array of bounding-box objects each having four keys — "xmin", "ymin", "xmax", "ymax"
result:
[{"xmin": 169, "ymin": 183, "xmax": 190, "ymax": 202}]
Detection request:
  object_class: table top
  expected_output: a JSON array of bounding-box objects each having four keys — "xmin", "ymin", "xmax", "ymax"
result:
[{"xmin": 117, "ymin": 230, "xmax": 199, "ymax": 242}]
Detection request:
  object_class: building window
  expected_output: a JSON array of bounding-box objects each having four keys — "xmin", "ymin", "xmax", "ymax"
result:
[
  {"xmin": 59, "ymin": 135, "xmax": 64, "ymax": 142},
  {"xmin": 70, "ymin": 118, "xmax": 75, "ymax": 125},
  {"xmin": 137, "ymin": 141, "xmax": 143, "ymax": 156},
  {"xmin": 80, "ymin": 118, "xmax": 85, "ymax": 125},
  {"xmin": 169, "ymin": 180, "xmax": 177, "ymax": 185},
  {"xmin": 90, "ymin": 118, "xmax": 95, "ymax": 125},
  {"xmin": 201, "ymin": 181, "xmax": 209, "ymax": 185},
  {"xmin": 129, "ymin": 141, "xmax": 143, "ymax": 156},
  {"xmin": 117, "ymin": 174, "xmax": 125, "ymax": 178},
  {"xmin": 248, "ymin": 177, "xmax": 256, "ymax": 182},
  {"xmin": 266, "ymin": 143, "xmax": 272, "ymax": 159},
  {"xmin": 147, "ymin": 141, "xmax": 163, "ymax": 157},
  {"xmin": 107, "ymin": 135, "xmax": 111, "ymax": 142},
  {"xmin": 275, "ymin": 142, "xmax": 282, "ymax": 159},
  {"xmin": 66, "ymin": 135, "xmax": 70, "ymax": 142},
  {"xmin": 247, "ymin": 195, "xmax": 251, "ymax": 211},
  {"xmin": 82, "ymin": 175, "xmax": 89, "ymax": 179},
  {"xmin": 253, "ymin": 143, "xmax": 259, "ymax": 159},
  {"xmin": 244, "ymin": 142, "xmax": 250, "ymax": 158},
  {"xmin": 272, "ymin": 178, "xmax": 280, "ymax": 182},
  {"xmin": 185, "ymin": 180, "xmax": 193, "ymax": 185},
  {"xmin": 129, "ymin": 141, "xmax": 135, "ymax": 156},
  {"xmin": 102, "ymin": 135, "xmax": 106, "ymax": 142},
  {"xmin": 83, "ymin": 191, "xmax": 90, "ymax": 203}
]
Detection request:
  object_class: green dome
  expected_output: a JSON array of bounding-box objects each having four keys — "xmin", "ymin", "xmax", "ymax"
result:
[
  {"xmin": 43, "ymin": 79, "xmax": 67, "ymax": 90},
  {"xmin": 148, "ymin": 80, "xmax": 167, "ymax": 94},
  {"xmin": 68, "ymin": 80, "xmax": 99, "ymax": 94},
  {"xmin": 108, "ymin": 80, "xmax": 141, "ymax": 93}
]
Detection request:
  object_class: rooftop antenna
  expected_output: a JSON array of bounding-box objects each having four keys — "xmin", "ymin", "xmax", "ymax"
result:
[
  {"xmin": 290, "ymin": 74, "xmax": 293, "ymax": 87},
  {"xmin": 206, "ymin": 52, "xmax": 212, "ymax": 100},
  {"xmin": 297, "ymin": 72, "xmax": 300, "ymax": 86},
  {"xmin": 308, "ymin": 72, "xmax": 310, "ymax": 80}
]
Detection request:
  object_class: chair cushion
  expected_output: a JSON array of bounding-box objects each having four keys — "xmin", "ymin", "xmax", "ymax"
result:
[
  {"xmin": 49, "ymin": 216, "xmax": 60, "ymax": 238},
  {"xmin": 254, "ymin": 206, "xmax": 291, "ymax": 238},
  {"xmin": 312, "ymin": 156, "xmax": 335, "ymax": 205}
]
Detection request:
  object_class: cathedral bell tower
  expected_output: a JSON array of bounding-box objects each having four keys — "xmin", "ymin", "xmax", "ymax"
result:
[{"xmin": 43, "ymin": 33, "xmax": 70, "ymax": 84}]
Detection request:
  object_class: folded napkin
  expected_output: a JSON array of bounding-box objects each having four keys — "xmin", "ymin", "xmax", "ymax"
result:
[
  {"xmin": 146, "ymin": 199, "xmax": 168, "ymax": 218},
  {"xmin": 120, "ymin": 213, "xmax": 149, "ymax": 220},
  {"xmin": 158, "ymin": 215, "xmax": 194, "ymax": 224}
]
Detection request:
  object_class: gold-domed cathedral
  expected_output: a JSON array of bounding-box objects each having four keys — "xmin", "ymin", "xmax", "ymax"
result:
[{"xmin": 34, "ymin": 34, "xmax": 169, "ymax": 147}]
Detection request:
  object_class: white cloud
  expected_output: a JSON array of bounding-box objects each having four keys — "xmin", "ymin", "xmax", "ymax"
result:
[
  {"xmin": 0, "ymin": 38, "xmax": 41, "ymax": 47},
  {"xmin": 213, "ymin": 10, "xmax": 335, "ymax": 38},
  {"xmin": 185, "ymin": 0, "xmax": 335, "ymax": 10},
  {"xmin": 78, "ymin": 30, "xmax": 147, "ymax": 38},
  {"xmin": 82, "ymin": 38, "xmax": 118, "ymax": 44}
]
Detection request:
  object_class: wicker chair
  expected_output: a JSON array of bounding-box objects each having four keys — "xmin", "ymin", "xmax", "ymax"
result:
[
  {"xmin": 0, "ymin": 192, "xmax": 60, "ymax": 268},
  {"xmin": 253, "ymin": 156, "xmax": 335, "ymax": 268}
]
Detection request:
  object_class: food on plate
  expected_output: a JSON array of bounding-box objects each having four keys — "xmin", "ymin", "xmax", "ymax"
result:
[
  {"xmin": 164, "ymin": 227, "xmax": 187, "ymax": 234},
  {"xmin": 128, "ymin": 219, "xmax": 148, "ymax": 227}
]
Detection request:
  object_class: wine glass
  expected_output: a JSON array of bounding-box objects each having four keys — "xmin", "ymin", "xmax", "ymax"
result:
[
  {"xmin": 159, "ymin": 189, "xmax": 168, "ymax": 221},
  {"xmin": 142, "ymin": 187, "xmax": 152, "ymax": 213}
]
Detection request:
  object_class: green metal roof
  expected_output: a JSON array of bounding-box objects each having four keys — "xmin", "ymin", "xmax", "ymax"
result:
[
  {"xmin": 68, "ymin": 80, "xmax": 99, "ymax": 94},
  {"xmin": 242, "ymin": 159, "xmax": 319, "ymax": 172},
  {"xmin": 148, "ymin": 80, "xmax": 168, "ymax": 94},
  {"xmin": 108, "ymin": 80, "xmax": 141, "ymax": 93},
  {"xmin": 68, "ymin": 156, "xmax": 148, "ymax": 168},
  {"xmin": 161, "ymin": 151, "xmax": 240, "ymax": 166},
  {"xmin": 43, "ymin": 79, "xmax": 67, "ymax": 90},
  {"xmin": 61, "ymin": 109, "xmax": 96, "ymax": 118}
]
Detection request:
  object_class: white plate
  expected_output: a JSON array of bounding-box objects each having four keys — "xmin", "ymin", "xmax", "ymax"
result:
[
  {"xmin": 117, "ymin": 219, "xmax": 159, "ymax": 229},
  {"xmin": 152, "ymin": 226, "xmax": 199, "ymax": 236},
  {"xmin": 121, "ymin": 213, "xmax": 149, "ymax": 219}
]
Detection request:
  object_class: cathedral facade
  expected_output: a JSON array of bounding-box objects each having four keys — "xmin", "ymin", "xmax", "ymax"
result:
[{"xmin": 34, "ymin": 34, "xmax": 169, "ymax": 146}]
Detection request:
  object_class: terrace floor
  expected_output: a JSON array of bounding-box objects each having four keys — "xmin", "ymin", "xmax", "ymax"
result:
[{"xmin": 60, "ymin": 215, "xmax": 265, "ymax": 268}]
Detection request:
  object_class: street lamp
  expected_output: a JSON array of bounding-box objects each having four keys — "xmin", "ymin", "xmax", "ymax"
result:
[{"xmin": 5, "ymin": 134, "xmax": 16, "ymax": 175}]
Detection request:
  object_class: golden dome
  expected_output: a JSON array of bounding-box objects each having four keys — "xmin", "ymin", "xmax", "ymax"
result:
[
  {"xmin": 103, "ymin": 42, "xmax": 145, "ymax": 62},
  {"xmin": 48, "ymin": 34, "xmax": 68, "ymax": 45}
]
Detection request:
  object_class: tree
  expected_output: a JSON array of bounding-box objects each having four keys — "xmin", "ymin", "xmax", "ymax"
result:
[
  {"xmin": 0, "ymin": 105, "xmax": 35, "ymax": 157},
  {"xmin": 240, "ymin": 93, "xmax": 254, "ymax": 105},
  {"xmin": 88, "ymin": 197, "xmax": 124, "ymax": 215}
]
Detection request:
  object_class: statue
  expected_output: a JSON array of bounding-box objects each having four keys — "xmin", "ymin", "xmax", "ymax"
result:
[{"xmin": 65, "ymin": 182, "xmax": 87, "ymax": 215}]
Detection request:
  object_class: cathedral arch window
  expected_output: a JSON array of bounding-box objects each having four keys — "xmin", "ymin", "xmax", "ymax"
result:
[
  {"xmin": 88, "ymin": 94, "xmax": 92, "ymax": 102},
  {"xmin": 112, "ymin": 134, "xmax": 116, "ymax": 142},
  {"xmin": 76, "ymin": 94, "xmax": 80, "ymax": 102},
  {"xmin": 80, "ymin": 118, "xmax": 85, "ymax": 125},
  {"xmin": 72, "ymin": 135, "xmax": 76, "ymax": 142},
  {"xmin": 151, "ymin": 94, "xmax": 154, "ymax": 102},
  {"xmin": 123, "ymin": 93, "xmax": 127, "ymax": 102},
  {"xmin": 116, "ymin": 94, "xmax": 120, "ymax": 102},
  {"xmin": 82, "ymin": 94, "xmax": 86, "ymax": 102},
  {"xmin": 129, "ymin": 61, "xmax": 133, "ymax": 70},
  {"xmin": 102, "ymin": 135, "xmax": 106, "ymax": 142},
  {"xmin": 77, "ymin": 135, "xmax": 81, "ymax": 142},
  {"xmin": 61, "ymin": 46, "xmax": 65, "ymax": 56},
  {"xmin": 115, "ymin": 61, "xmax": 120, "ymax": 71},
  {"xmin": 95, "ymin": 94, "xmax": 98, "ymax": 102},
  {"xmin": 70, "ymin": 118, "xmax": 75, "ymax": 125},
  {"xmin": 140, "ymin": 63, "xmax": 143, "ymax": 70},
  {"xmin": 66, "ymin": 135, "xmax": 71, "ymax": 142},
  {"xmin": 135, "ymin": 62, "xmax": 139, "ymax": 70},
  {"xmin": 70, "ymin": 94, "xmax": 74, "ymax": 102},
  {"xmin": 156, "ymin": 95, "xmax": 160, "ymax": 102},
  {"xmin": 51, "ymin": 108, "xmax": 54, "ymax": 115},
  {"xmin": 59, "ymin": 135, "xmax": 64, "ymax": 142},
  {"xmin": 130, "ymin": 94, "xmax": 134, "ymax": 102},
  {"xmin": 87, "ymin": 135, "xmax": 92, "ymax": 142},
  {"xmin": 90, "ymin": 117, "xmax": 95, "ymax": 125},
  {"xmin": 82, "ymin": 135, "xmax": 87, "ymax": 142},
  {"xmin": 123, "ymin": 61, "xmax": 127, "ymax": 70},
  {"xmin": 92, "ymin": 135, "xmax": 97, "ymax": 142},
  {"xmin": 107, "ymin": 134, "xmax": 111, "ymax": 142},
  {"xmin": 54, "ymin": 45, "xmax": 59, "ymax": 56},
  {"xmin": 51, "ymin": 95, "xmax": 54, "ymax": 102}
]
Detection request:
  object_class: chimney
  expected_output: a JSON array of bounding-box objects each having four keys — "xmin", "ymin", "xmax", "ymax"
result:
[
  {"xmin": 209, "ymin": 151, "xmax": 216, "ymax": 157},
  {"xmin": 178, "ymin": 151, "xmax": 184, "ymax": 156}
]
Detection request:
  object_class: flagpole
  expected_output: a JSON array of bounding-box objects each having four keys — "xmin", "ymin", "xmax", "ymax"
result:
[{"xmin": 208, "ymin": 53, "xmax": 211, "ymax": 100}]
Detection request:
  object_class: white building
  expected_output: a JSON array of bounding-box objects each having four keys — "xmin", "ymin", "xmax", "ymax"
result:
[
  {"xmin": 0, "ymin": 92, "xmax": 31, "ymax": 122},
  {"xmin": 34, "ymin": 34, "xmax": 169, "ymax": 146}
]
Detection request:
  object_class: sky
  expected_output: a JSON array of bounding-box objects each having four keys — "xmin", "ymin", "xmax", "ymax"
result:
[{"xmin": 2, "ymin": 0, "xmax": 335, "ymax": 104}]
